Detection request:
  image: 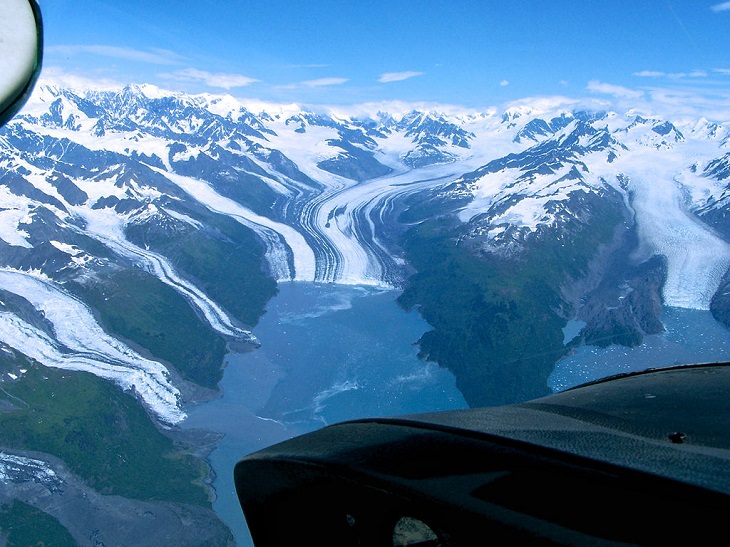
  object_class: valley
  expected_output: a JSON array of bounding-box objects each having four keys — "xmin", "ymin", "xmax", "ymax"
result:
[{"xmin": 0, "ymin": 83, "xmax": 729, "ymax": 544}]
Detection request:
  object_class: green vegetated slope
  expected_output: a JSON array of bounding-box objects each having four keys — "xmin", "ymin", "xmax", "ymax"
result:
[
  {"xmin": 69, "ymin": 269, "xmax": 227, "ymax": 390},
  {"xmin": 126, "ymin": 212, "xmax": 278, "ymax": 327},
  {"xmin": 0, "ymin": 362, "xmax": 209, "ymax": 505},
  {"xmin": 0, "ymin": 500, "xmax": 76, "ymax": 547},
  {"xmin": 67, "ymin": 212, "xmax": 277, "ymax": 390},
  {"xmin": 0, "ymin": 213, "xmax": 278, "ymax": 543},
  {"xmin": 399, "ymin": 195, "xmax": 625, "ymax": 407}
]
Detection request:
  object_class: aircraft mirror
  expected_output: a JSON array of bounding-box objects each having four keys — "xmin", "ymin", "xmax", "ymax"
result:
[{"xmin": 0, "ymin": 0, "xmax": 42, "ymax": 127}]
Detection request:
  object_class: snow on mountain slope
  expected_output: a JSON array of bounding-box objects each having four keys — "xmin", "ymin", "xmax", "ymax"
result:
[
  {"xmin": 0, "ymin": 268, "xmax": 185, "ymax": 424},
  {"xmin": 450, "ymin": 112, "xmax": 730, "ymax": 309},
  {"xmin": 1, "ymin": 82, "xmax": 729, "ymax": 418},
  {"xmin": 6, "ymin": 85, "xmax": 730, "ymax": 293}
]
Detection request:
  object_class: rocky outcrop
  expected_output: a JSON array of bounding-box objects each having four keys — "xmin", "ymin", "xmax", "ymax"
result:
[
  {"xmin": 711, "ymin": 268, "xmax": 730, "ymax": 331},
  {"xmin": 577, "ymin": 254, "xmax": 667, "ymax": 347}
]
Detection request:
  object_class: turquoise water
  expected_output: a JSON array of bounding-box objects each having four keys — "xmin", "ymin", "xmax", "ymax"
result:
[
  {"xmin": 549, "ymin": 307, "xmax": 730, "ymax": 391},
  {"xmin": 183, "ymin": 282, "xmax": 467, "ymax": 546},
  {"xmin": 184, "ymin": 285, "xmax": 730, "ymax": 546}
]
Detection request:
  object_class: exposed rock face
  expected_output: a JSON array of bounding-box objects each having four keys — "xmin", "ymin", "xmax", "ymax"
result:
[
  {"xmin": 577, "ymin": 254, "xmax": 667, "ymax": 347},
  {"xmin": 558, "ymin": 212, "xmax": 667, "ymax": 348},
  {"xmin": 711, "ymin": 269, "xmax": 730, "ymax": 330}
]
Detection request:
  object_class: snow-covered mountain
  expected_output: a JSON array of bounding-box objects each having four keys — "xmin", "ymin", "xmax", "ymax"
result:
[
  {"xmin": 1, "ymin": 83, "xmax": 729, "ymax": 420},
  {"xmin": 449, "ymin": 112, "xmax": 730, "ymax": 308},
  {"xmin": 0, "ymin": 85, "xmax": 730, "ymax": 412}
]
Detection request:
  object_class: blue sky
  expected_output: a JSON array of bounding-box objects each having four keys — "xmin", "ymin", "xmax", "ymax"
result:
[{"xmin": 39, "ymin": 0, "xmax": 730, "ymax": 110}]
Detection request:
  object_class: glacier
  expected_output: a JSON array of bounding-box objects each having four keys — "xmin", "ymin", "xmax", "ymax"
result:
[
  {"xmin": 309, "ymin": 160, "xmax": 496, "ymax": 286},
  {"xmin": 0, "ymin": 451, "xmax": 63, "ymax": 491},
  {"xmin": 0, "ymin": 269, "xmax": 185, "ymax": 424},
  {"xmin": 3, "ymin": 81, "xmax": 729, "ymax": 547},
  {"xmin": 77, "ymin": 205, "xmax": 256, "ymax": 342},
  {"xmin": 460, "ymin": 114, "xmax": 730, "ymax": 311},
  {"xmin": 586, "ymin": 132, "xmax": 730, "ymax": 310},
  {"xmin": 157, "ymin": 168, "xmax": 316, "ymax": 282},
  {"xmin": 629, "ymin": 171, "xmax": 730, "ymax": 309}
]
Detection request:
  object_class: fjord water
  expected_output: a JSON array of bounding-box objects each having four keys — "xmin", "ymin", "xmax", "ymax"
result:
[
  {"xmin": 549, "ymin": 306, "xmax": 730, "ymax": 391},
  {"xmin": 185, "ymin": 284, "xmax": 730, "ymax": 546},
  {"xmin": 183, "ymin": 282, "xmax": 467, "ymax": 546}
]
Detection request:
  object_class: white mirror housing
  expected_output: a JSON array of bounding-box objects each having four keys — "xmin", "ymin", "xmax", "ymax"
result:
[{"xmin": 0, "ymin": 0, "xmax": 42, "ymax": 126}]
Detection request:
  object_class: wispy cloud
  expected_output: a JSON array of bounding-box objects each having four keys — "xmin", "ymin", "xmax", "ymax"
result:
[
  {"xmin": 378, "ymin": 71, "xmax": 423, "ymax": 83},
  {"xmin": 586, "ymin": 80, "xmax": 644, "ymax": 99},
  {"xmin": 633, "ymin": 70, "xmax": 665, "ymax": 78},
  {"xmin": 679, "ymin": 70, "xmax": 707, "ymax": 78},
  {"xmin": 582, "ymin": 81, "xmax": 730, "ymax": 121},
  {"xmin": 301, "ymin": 77, "xmax": 349, "ymax": 87},
  {"xmin": 642, "ymin": 86, "xmax": 730, "ymax": 119},
  {"xmin": 499, "ymin": 80, "xmax": 510, "ymax": 87},
  {"xmin": 162, "ymin": 68, "xmax": 258, "ymax": 89},
  {"xmin": 713, "ymin": 68, "xmax": 730, "ymax": 75},
  {"xmin": 47, "ymin": 45, "xmax": 183, "ymax": 65},
  {"xmin": 710, "ymin": 2, "xmax": 730, "ymax": 12},
  {"xmin": 287, "ymin": 63, "xmax": 330, "ymax": 69},
  {"xmin": 37, "ymin": 67, "xmax": 125, "ymax": 91},
  {"xmin": 633, "ymin": 69, "xmax": 707, "ymax": 79}
]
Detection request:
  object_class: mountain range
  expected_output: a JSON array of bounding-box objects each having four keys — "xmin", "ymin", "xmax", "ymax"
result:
[{"xmin": 1, "ymin": 82, "xmax": 729, "ymax": 544}]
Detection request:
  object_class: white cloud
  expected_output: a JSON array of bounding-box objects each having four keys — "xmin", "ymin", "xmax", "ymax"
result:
[
  {"xmin": 710, "ymin": 2, "xmax": 730, "ymax": 12},
  {"xmin": 326, "ymin": 100, "xmax": 493, "ymax": 120},
  {"xmin": 579, "ymin": 83, "xmax": 730, "ymax": 121},
  {"xmin": 301, "ymin": 77, "xmax": 349, "ymax": 87},
  {"xmin": 47, "ymin": 45, "xmax": 183, "ymax": 65},
  {"xmin": 634, "ymin": 70, "xmax": 665, "ymax": 78},
  {"xmin": 633, "ymin": 70, "xmax": 707, "ymax": 79},
  {"xmin": 587, "ymin": 80, "xmax": 645, "ymax": 99},
  {"xmin": 499, "ymin": 80, "xmax": 510, "ymax": 87},
  {"xmin": 642, "ymin": 86, "xmax": 730, "ymax": 119},
  {"xmin": 504, "ymin": 95, "xmax": 587, "ymax": 116},
  {"xmin": 713, "ymin": 68, "xmax": 730, "ymax": 75},
  {"xmin": 162, "ymin": 68, "xmax": 258, "ymax": 89},
  {"xmin": 37, "ymin": 67, "xmax": 124, "ymax": 91},
  {"xmin": 378, "ymin": 71, "xmax": 424, "ymax": 83}
]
